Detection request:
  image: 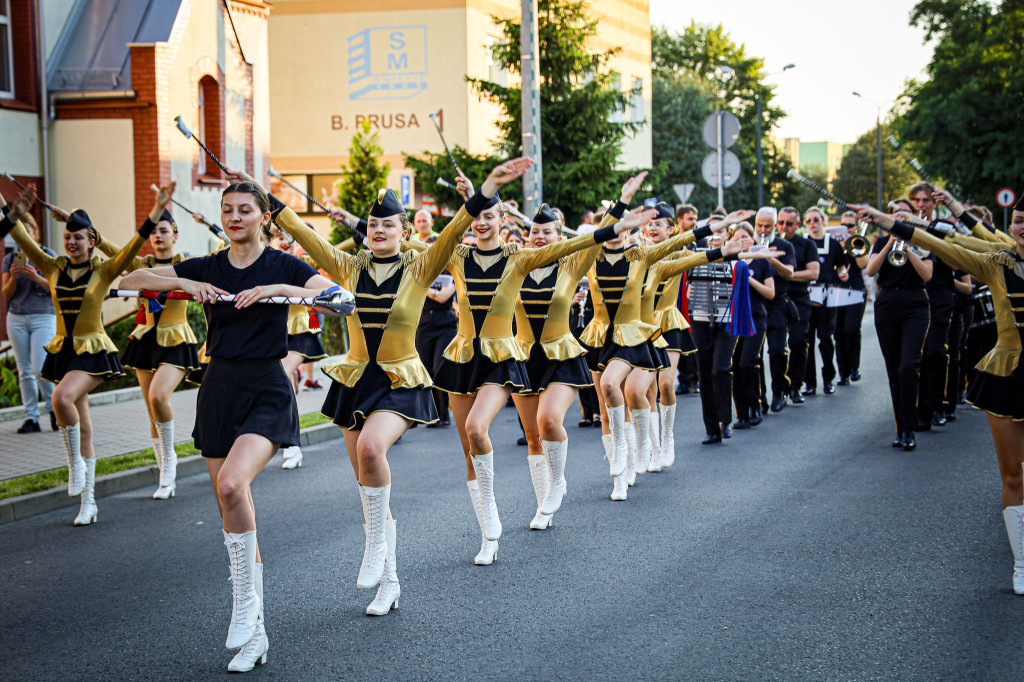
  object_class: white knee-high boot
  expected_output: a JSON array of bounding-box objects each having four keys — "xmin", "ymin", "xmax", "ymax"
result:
[
  {"xmin": 367, "ymin": 519, "xmax": 400, "ymax": 615},
  {"xmin": 73, "ymin": 457, "xmax": 97, "ymax": 525},
  {"xmin": 471, "ymin": 452, "xmax": 502, "ymax": 540},
  {"xmin": 631, "ymin": 408, "xmax": 652, "ymax": 475},
  {"xmin": 153, "ymin": 420, "xmax": 176, "ymax": 499},
  {"xmin": 224, "ymin": 529, "xmax": 262, "ymax": 649},
  {"xmin": 357, "ymin": 485, "xmax": 391, "ymax": 589},
  {"xmin": 151, "ymin": 435, "xmax": 163, "ymax": 492},
  {"xmin": 659, "ymin": 402, "xmax": 677, "ymax": 468},
  {"xmin": 605, "ymin": 433, "xmax": 627, "ymax": 501},
  {"xmin": 539, "ymin": 439, "xmax": 567, "ymax": 515},
  {"xmin": 1003, "ymin": 505, "xmax": 1024, "ymax": 595},
  {"xmin": 528, "ymin": 454, "xmax": 551, "ymax": 530},
  {"xmin": 648, "ymin": 409, "xmax": 661, "ymax": 472},
  {"xmin": 467, "ymin": 480, "xmax": 498, "ymax": 565},
  {"xmin": 228, "ymin": 563, "xmax": 269, "ymax": 671},
  {"xmin": 624, "ymin": 420, "xmax": 637, "ymax": 486},
  {"xmin": 60, "ymin": 423, "xmax": 85, "ymax": 497},
  {"xmin": 607, "ymin": 405, "xmax": 628, "ymax": 477}
]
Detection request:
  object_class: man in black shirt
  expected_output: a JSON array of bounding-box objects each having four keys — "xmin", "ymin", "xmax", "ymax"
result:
[
  {"xmin": 754, "ymin": 207, "xmax": 796, "ymax": 412},
  {"xmin": 803, "ymin": 206, "xmax": 849, "ymax": 395},
  {"xmin": 835, "ymin": 211, "xmax": 869, "ymax": 385},
  {"xmin": 779, "ymin": 206, "xmax": 819, "ymax": 404}
]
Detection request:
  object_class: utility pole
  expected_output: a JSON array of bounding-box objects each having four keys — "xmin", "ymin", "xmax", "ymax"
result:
[{"xmin": 520, "ymin": 0, "xmax": 542, "ymax": 215}]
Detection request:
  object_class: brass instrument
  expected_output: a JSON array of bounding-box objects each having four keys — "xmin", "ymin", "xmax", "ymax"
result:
[
  {"xmin": 845, "ymin": 221, "xmax": 870, "ymax": 258},
  {"xmin": 887, "ymin": 238, "xmax": 908, "ymax": 267}
]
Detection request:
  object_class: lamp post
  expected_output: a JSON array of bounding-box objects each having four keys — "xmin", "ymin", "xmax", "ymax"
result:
[
  {"xmin": 852, "ymin": 91, "xmax": 883, "ymax": 210},
  {"xmin": 721, "ymin": 63, "xmax": 795, "ymax": 207}
]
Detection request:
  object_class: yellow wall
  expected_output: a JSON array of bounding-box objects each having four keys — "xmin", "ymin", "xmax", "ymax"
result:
[{"xmin": 0, "ymin": 110, "xmax": 42, "ymax": 176}]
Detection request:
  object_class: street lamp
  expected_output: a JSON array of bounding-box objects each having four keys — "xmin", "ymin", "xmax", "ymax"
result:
[
  {"xmin": 852, "ymin": 91, "xmax": 883, "ymax": 210},
  {"xmin": 721, "ymin": 63, "xmax": 795, "ymax": 207}
]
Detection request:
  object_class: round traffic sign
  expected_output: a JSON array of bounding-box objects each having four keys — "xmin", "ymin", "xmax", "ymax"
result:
[
  {"xmin": 996, "ymin": 187, "xmax": 1017, "ymax": 208},
  {"xmin": 701, "ymin": 151, "xmax": 742, "ymax": 188},
  {"xmin": 702, "ymin": 111, "xmax": 740, "ymax": 149}
]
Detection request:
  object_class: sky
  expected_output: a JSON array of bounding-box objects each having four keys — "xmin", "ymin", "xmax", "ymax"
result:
[{"xmin": 649, "ymin": 0, "xmax": 936, "ymax": 143}]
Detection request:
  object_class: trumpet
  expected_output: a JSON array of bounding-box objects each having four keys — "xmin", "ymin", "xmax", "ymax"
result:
[
  {"xmin": 888, "ymin": 238, "xmax": 908, "ymax": 267},
  {"xmin": 845, "ymin": 222, "xmax": 870, "ymax": 258}
]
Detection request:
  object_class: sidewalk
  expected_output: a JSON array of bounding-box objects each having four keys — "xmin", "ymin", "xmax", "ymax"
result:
[{"xmin": 0, "ymin": 371, "xmax": 336, "ymax": 482}]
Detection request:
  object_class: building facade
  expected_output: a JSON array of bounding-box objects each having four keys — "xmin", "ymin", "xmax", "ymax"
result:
[{"xmin": 267, "ymin": 0, "xmax": 652, "ymax": 230}]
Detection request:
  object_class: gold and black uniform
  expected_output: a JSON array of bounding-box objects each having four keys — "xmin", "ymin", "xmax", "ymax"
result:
[
  {"xmin": 0, "ymin": 211, "xmax": 151, "ymax": 383},
  {"xmin": 643, "ymin": 249, "xmax": 707, "ymax": 356},
  {"xmin": 286, "ymin": 255, "xmax": 329, "ymax": 361},
  {"xmin": 893, "ymin": 220, "xmax": 1024, "ymax": 420},
  {"xmin": 581, "ymin": 222, "xmax": 713, "ymax": 371},
  {"xmin": 435, "ymin": 201, "xmax": 625, "ymax": 396},
  {"xmin": 273, "ymin": 191, "xmax": 473, "ymax": 430}
]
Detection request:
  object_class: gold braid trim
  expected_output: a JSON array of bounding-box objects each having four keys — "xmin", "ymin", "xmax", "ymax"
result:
[
  {"xmin": 400, "ymin": 249, "xmax": 417, "ymax": 267},
  {"xmin": 625, "ymin": 247, "xmax": 644, "ymax": 262},
  {"xmin": 351, "ymin": 249, "xmax": 373, "ymax": 270},
  {"xmin": 454, "ymin": 244, "xmax": 472, "ymax": 257},
  {"xmin": 502, "ymin": 242, "xmax": 522, "ymax": 257},
  {"xmin": 987, "ymin": 250, "xmax": 1018, "ymax": 270}
]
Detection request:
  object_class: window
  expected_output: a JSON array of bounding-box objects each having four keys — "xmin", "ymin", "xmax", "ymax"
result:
[
  {"xmin": 0, "ymin": 0, "xmax": 13, "ymax": 98},
  {"xmin": 608, "ymin": 72, "xmax": 622, "ymax": 123},
  {"xmin": 630, "ymin": 77, "xmax": 644, "ymax": 124},
  {"xmin": 268, "ymin": 173, "xmax": 342, "ymax": 216},
  {"xmin": 486, "ymin": 36, "xmax": 506, "ymax": 86},
  {"xmin": 196, "ymin": 83, "xmax": 206, "ymax": 175},
  {"xmin": 196, "ymin": 75, "xmax": 222, "ymax": 179}
]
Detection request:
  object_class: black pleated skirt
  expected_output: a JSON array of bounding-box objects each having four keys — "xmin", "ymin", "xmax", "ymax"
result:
[
  {"xmin": 433, "ymin": 339, "xmax": 531, "ymax": 395},
  {"xmin": 41, "ymin": 344, "xmax": 125, "ymax": 384},
  {"xmin": 287, "ymin": 332, "xmax": 328, "ymax": 360},
  {"xmin": 193, "ymin": 358, "xmax": 299, "ymax": 458},
  {"xmin": 596, "ymin": 338, "xmax": 667, "ymax": 372},
  {"xmin": 121, "ymin": 328, "xmax": 201, "ymax": 373},
  {"xmin": 967, "ymin": 367, "xmax": 1024, "ymax": 421},
  {"xmin": 661, "ymin": 328, "xmax": 697, "ymax": 355},
  {"xmin": 521, "ymin": 343, "xmax": 593, "ymax": 395},
  {"xmin": 321, "ymin": 361, "xmax": 438, "ymax": 430}
]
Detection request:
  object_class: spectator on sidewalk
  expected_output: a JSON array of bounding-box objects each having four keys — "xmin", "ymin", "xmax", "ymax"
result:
[{"xmin": 2, "ymin": 212, "xmax": 57, "ymax": 433}]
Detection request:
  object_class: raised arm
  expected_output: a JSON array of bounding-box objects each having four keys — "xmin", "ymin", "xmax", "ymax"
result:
[
  {"xmin": 0, "ymin": 186, "xmax": 60, "ymax": 277},
  {"xmin": 518, "ymin": 207, "xmax": 659, "ymax": 272},
  {"xmin": 273, "ymin": 205, "xmax": 353, "ymax": 282},
  {"xmin": 100, "ymin": 183, "xmax": 174, "ymax": 280}
]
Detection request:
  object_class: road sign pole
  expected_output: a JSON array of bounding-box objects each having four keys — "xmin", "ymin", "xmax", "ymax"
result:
[
  {"xmin": 1005, "ymin": 208, "xmax": 1009, "ymax": 232},
  {"xmin": 717, "ymin": 113, "xmax": 724, "ymax": 209},
  {"xmin": 520, "ymin": 0, "xmax": 542, "ymax": 215}
]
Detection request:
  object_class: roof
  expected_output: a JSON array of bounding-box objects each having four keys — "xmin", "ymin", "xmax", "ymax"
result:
[{"xmin": 47, "ymin": 0, "xmax": 184, "ymax": 93}]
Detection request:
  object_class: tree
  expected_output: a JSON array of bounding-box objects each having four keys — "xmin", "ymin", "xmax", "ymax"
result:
[
  {"xmin": 403, "ymin": 146, "xmax": 508, "ymax": 227},
  {"xmin": 896, "ymin": 0, "xmax": 1024, "ymax": 204},
  {"xmin": 404, "ymin": 0, "xmax": 639, "ymax": 222},
  {"xmin": 333, "ymin": 120, "xmax": 391, "ymax": 243},
  {"xmin": 832, "ymin": 122, "xmax": 921, "ymax": 209}
]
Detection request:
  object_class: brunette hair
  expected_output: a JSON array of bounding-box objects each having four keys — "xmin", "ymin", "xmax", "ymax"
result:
[{"xmin": 223, "ymin": 181, "xmax": 273, "ymax": 240}]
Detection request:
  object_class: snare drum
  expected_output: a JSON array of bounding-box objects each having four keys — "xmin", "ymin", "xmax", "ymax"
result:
[
  {"xmin": 809, "ymin": 284, "xmax": 827, "ymax": 306},
  {"xmin": 826, "ymin": 288, "xmax": 865, "ymax": 307},
  {"xmin": 971, "ymin": 286, "xmax": 996, "ymax": 328}
]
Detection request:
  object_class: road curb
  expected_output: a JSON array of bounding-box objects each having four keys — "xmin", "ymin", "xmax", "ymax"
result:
[{"xmin": 0, "ymin": 422, "xmax": 342, "ymax": 526}]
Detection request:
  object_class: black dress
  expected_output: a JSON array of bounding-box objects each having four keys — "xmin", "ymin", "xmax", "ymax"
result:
[{"xmin": 173, "ymin": 248, "xmax": 317, "ymax": 458}]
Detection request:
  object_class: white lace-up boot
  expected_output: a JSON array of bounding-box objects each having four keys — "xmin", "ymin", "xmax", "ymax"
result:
[
  {"xmin": 281, "ymin": 445, "xmax": 303, "ymax": 470},
  {"xmin": 624, "ymin": 421, "xmax": 637, "ymax": 486},
  {"xmin": 151, "ymin": 435, "xmax": 163, "ymax": 498},
  {"xmin": 471, "ymin": 452, "xmax": 502, "ymax": 540},
  {"xmin": 602, "ymin": 433, "xmax": 613, "ymax": 470},
  {"xmin": 73, "ymin": 457, "xmax": 97, "ymax": 525},
  {"xmin": 223, "ymin": 530, "xmax": 262, "ymax": 649},
  {"xmin": 528, "ymin": 454, "xmax": 551, "ymax": 529},
  {"xmin": 610, "ymin": 474, "xmax": 628, "ymax": 501},
  {"xmin": 631, "ymin": 408, "xmax": 652, "ymax": 475},
  {"xmin": 153, "ymin": 420, "xmax": 176, "ymax": 499},
  {"xmin": 659, "ymin": 402, "xmax": 677, "ymax": 468},
  {"xmin": 356, "ymin": 485, "xmax": 391, "ymax": 589},
  {"xmin": 367, "ymin": 519, "xmax": 400, "ymax": 615},
  {"xmin": 467, "ymin": 480, "xmax": 498, "ymax": 565},
  {"xmin": 60, "ymin": 423, "xmax": 85, "ymax": 496},
  {"xmin": 539, "ymin": 439, "xmax": 567, "ymax": 516},
  {"xmin": 648, "ymin": 409, "xmax": 661, "ymax": 472},
  {"xmin": 607, "ymin": 405, "xmax": 627, "ymax": 477},
  {"xmin": 1003, "ymin": 505, "xmax": 1024, "ymax": 595},
  {"xmin": 228, "ymin": 562, "xmax": 268, "ymax": 671}
]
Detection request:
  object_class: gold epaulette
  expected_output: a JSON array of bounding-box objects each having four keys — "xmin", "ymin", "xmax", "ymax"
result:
[
  {"xmin": 352, "ymin": 249, "xmax": 373, "ymax": 270},
  {"xmin": 400, "ymin": 249, "xmax": 417, "ymax": 266},
  {"xmin": 502, "ymin": 242, "xmax": 522, "ymax": 257},
  {"xmin": 625, "ymin": 246, "xmax": 645, "ymax": 262},
  {"xmin": 987, "ymin": 250, "xmax": 1018, "ymax": 270},
  {"xmin": 454, "ymin": 244, "xmax": 472, "ymax": 257}
]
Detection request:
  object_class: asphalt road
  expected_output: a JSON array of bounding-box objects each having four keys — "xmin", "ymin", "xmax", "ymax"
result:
[{"xmin": 1, "ymin": 311, "xmax": 1020, "ymax": 681}]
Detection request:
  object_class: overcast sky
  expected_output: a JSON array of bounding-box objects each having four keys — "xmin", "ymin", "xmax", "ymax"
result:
[{"xmin": 649, "ymin": 0, "xmax": 936, "ymax": 143}]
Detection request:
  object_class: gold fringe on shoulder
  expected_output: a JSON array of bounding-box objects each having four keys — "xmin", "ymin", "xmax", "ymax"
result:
[
  {"xmin": 625, "ymin": 247, "xmax": 645, "ymax": 263},
  {"xmin": 987, "ymin": 250, "xmax": 1018, "ymax": 269},
  {"xmin": 502, "ymin": 242, "xmax": 522, "ymax": 257},
  {"xmin": 351, "ymin": 249, "xmax": 373, "ymax": 270},
  {"xmin": 400, "ymin": 249, "xmax": 417, "ymax": 266},
  {"xmin": 454, "ymin": 244, "xmax": 472, "ymax": 258}
]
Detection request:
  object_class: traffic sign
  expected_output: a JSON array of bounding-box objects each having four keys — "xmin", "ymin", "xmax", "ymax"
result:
[
  {"xmin": 702, "ymin": 151, "xmax": 741, "ymax": 188},
  {"xmin": 673, "ymin": 183, "xmax": 696, "ymax": 204},
  {"xmin": 996, "ymin": 187, "xmax": 1016, "ymax": 208},
  {"xmin": 702, "ymin": 112, "xmax": 740, "ymax": 149}
]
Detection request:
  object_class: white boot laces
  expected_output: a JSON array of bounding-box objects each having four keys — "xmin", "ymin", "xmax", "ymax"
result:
[{"xmin": 225, "ymin": 537, "xmax": 251, "ymax": 626}]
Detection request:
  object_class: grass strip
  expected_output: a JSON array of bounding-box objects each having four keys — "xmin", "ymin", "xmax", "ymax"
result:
[{"xmin": 1, "ymin": 412, "xmax": 331, "ymax": 501}]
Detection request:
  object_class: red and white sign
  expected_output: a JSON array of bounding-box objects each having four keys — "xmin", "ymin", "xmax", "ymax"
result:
[{"xmin": 996, "ymin": 188, "xmax": 1017, "ymax": 208}]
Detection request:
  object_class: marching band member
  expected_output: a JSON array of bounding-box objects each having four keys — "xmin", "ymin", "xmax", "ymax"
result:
[
  {"xmin": 93, "ymin": 208, "xmax": 202, "ymax": 498},
  {"xmin": 835, "ymin": 211, "xmax": 869, "ymax": 386},
  {"xmin": 118, "ymin": 178, "xmax": 332, "ymax": 671},
  {"xmin": 802, "ymin": 206, "xmax": 849, "ymax": 396},
  {"xmin": 753, "ymin": 208, "xmax": 796, "ymax": 413},
  {"xmin": 513, "ymin": 201, "xmax": 654, "ymax": 528},
  {"xmin": 854, "ymin": 198, "xmax": 1024, "ymax": 594},
  {"xmin": 582, "ymin": 195, "xmax": 723, "ymax": 497},
  {"xmin": 778, "ymin": 207, "xmax": 820, "ymax": 405},
  {"xmin": 1, "ymin": 185, "xmax": 163, "ymax": 525},
  {"xmin": 864, "ymin": 199, "xmax": 933, "ymax": 450},
  {"xmin": 730, "ymin": 222, "xmax": 776, "ymax": 429}
]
